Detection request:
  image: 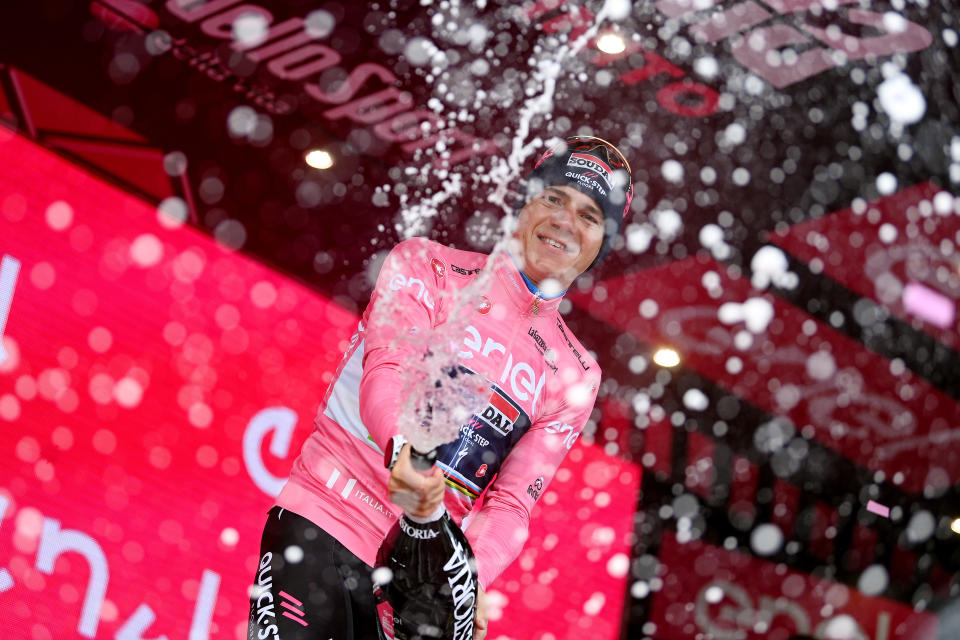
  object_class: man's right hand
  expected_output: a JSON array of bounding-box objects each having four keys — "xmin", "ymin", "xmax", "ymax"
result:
[{"xmin": 387, "ymin": 444, "xmax": 445, "ymax": 517}]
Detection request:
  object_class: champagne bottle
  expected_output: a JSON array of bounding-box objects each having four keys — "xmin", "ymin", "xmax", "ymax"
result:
[{"xmin": 374, "ymin": 448, "xmax": 479, "ymax": 640}]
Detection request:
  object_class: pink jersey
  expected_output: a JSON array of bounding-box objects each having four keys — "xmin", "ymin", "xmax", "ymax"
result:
[{"xmin": 276, "ymin": 237, "xmax": 601, "ymax": 588}]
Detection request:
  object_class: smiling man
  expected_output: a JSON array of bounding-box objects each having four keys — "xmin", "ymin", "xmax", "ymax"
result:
[
  {"xmin": 511, "ymin": 184, "xmax": 605, "ymax": 287},
  {"xmin": 511, "ymin": 136, "xmax": 633, "ymax": 290},
  {"xmin": 248, "ymin": 135, "xmax": 633, "ymax": 640}
]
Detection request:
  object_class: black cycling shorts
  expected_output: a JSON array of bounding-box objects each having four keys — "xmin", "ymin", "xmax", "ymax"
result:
[{"xmin": 247, "ymin": 506, "xmax": 380, "ymax": 640}]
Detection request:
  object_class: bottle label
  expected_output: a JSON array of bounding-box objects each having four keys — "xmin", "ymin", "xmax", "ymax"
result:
[
  {"xmin": 399, "ymin": 517, "xmax": 439, "ymax": 539},
  {"xmin": 375, "ymin": 512, "xmax": 477, "ymax": 639},
  {"xmin": 376, "ymin": 600, "xmax": 396, "ymax": 639},
  {"xmin": 443, "ymin": 538, "xmax": 477, "ymax": 640}
]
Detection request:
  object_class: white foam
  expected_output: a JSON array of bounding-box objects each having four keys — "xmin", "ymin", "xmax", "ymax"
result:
[{"xmin": 877, "ymin": 72, "xmax": 926, "ymax": 125}]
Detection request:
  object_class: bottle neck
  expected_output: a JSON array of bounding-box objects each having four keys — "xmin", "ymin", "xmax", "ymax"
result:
[
  {"xmin": 405, "ymin": 447, "xmax": 445, "ymax": 522},
  {"xmin": 409, "ymin": 447, "xmax": 437, "ymax": 473},
  {"xmin": 404, "ymin": 503, "xmax": 446, "ymax": 524}
]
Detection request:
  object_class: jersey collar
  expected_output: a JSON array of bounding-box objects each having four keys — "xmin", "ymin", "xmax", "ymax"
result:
[
  {"xmin": 507, "ymin": 251, "xmax": 568, "ymax": 299},
  {"xmin": 494, "ymin": 250, "xmax": 566, "ymax": 316}
]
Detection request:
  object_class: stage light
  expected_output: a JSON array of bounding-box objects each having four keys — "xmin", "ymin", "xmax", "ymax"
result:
[
  {"xmin": 596, "ymin": 32, "xmax": 626, "ymax": 55},
  {"xmin": 951, "ymin": 517, "xmax": 960, "ymax": 535},
  {"xmin": 305, "ymin": 149, "xmax": 334, "ymax": 169},
  {"xmin": 653, "ymin": 348, "xmax": 680, "ymax": 368}
]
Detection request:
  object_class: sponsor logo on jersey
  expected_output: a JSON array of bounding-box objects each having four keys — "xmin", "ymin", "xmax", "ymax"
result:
[
  {"xmin": 545, "ymin": 421, "xmax": 580, "ymax": 450},
  {"xmin": 528, "ymin": 327, "xmax": 558, "ymax": 373},
  {"xmin": 460, "ymin": 422, "xmax": 489, "ymax": 446},
  {"xmin": 454, "ymin": 443, "xmax": 471, "ymax": 468},
  {"xmin": 431, "ymin": 258, "xmax": 446, "ymax": 278},
  {"xmin": 452, "ymin": 263, "xmax": 482, "ymax": 276},
  {"xmin": 479, "ymin": 388, "xmax": 520, "ymax": 436},
  {"xmin": 556, "ymin": 317, "xmax": 591, "ymax": 371},
  {"xmin": 437, "ymin": 381, "xmax": 532, "ymax": 499},
  {"xmin": 277, "ymin": 590, "xmax": 308, "ymax": 628},
  {"xmin": 458, "ymin": 324, "xmax": 547, "ymax": 409},
  {"xmin": 567, "ymin": 152, "xmax": 614, "ymax": 189},
  {"xmin": 527, "ymin": 477, "xmax": 544, "ymax": 500},
  {"xmin": 389, "ymin": 272, "xmax": 435, "ymax": 309},
  {"xmin": 477, "ymin": 296, "xmax": 491, "ymax": 314},
  {"xmin": 527, "ymin": 326, "xmax": 548, "ymax": 353},
  {"xmin": 354, "ymin": 487, "xmax": 394, "ymax": 519},
  {"xmin": 564, "ymin": 170, "xmax": 608, "ymax": 197},
  {"xmin": 253, "ymin": 552, "xmax": 281, "ymax": 639}
]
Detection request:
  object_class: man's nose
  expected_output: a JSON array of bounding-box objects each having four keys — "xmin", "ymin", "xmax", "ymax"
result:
[{"xmin": 549, "ymin": 205, "xmax": 575, "ymax": 230}]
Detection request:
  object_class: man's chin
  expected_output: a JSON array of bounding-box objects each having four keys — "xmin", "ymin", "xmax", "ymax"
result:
[
  {"xmin": 527, "ymin": 257, "xmax": 564, "ymax": 278},
  {"xmin": 527, "ymin": 262, "xmax": 578, "ymax": 290}
]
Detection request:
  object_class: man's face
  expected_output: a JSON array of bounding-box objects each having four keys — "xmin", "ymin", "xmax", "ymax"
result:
[{"xmin": 511, "ymin": 185, "xmax": 606, "ymax": 291}]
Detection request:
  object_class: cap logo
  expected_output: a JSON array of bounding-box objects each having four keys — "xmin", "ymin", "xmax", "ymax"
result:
[{"xmin": 567, "ymin": 153, "xmax": 613, "ymax": 189}]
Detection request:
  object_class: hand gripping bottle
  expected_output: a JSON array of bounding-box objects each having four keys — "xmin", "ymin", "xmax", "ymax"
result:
[{"xmin": 374, "ymin": 446, "xmax": 479, "ymax": 640}]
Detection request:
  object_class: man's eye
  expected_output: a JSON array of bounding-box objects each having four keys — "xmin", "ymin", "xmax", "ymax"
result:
[
  {"xmin": 582, "ymin": 213, "xmax": 599, "ymax": 224},
  {"xmin": 545, "ymin": 195, "xmax": 562, "ymax": 205}
]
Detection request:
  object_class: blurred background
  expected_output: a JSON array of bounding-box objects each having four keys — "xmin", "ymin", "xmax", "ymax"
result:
[{"xmin": 0, "ymin": 0, "xmax": 958, "ymax": 638}]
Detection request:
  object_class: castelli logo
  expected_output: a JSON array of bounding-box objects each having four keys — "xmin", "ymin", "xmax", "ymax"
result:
[
  {"xmin": 476, "ymin": 464, "xmax": 487, "ymax": 477},
  {"xmin": 431, "ymin": 258, "xmax": 445, "ymax": 279},
  {"xmin": 477, "ymin": 296, "xmax": 491, "ymax": 314},
  {"xmin": 89, "ymin": 0, "xmax": 160, "ymax": 32}
]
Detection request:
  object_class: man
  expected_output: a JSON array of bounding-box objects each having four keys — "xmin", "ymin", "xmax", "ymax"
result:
[{"xmin": 248, "ymin": 135, "xmax": 633, "ymax": 639}]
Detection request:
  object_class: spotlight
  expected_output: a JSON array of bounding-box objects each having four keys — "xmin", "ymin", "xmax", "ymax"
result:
[
  {"xmin": 653, "ymin": 348, "xmax": 680, "ymax": 368},
  {"xmin": 305, "ymin": 149, "xmax": 334, "ymax": 169},
  {"xmin": 951, "ymin": 517, "xmax": 960, "ymax": 535},
  {"xmin": 596, "ymin": 32, "xmax": 626, "ymax": 55}
]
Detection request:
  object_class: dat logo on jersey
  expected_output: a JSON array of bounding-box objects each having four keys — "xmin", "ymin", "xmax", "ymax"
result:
[{"xmin": 479, "ymin": 389, "xmax": 520, "ymax": 436}]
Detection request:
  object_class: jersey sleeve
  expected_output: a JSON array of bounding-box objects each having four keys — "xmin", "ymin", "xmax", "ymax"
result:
[
  {"xmin": 358, "ymin": 238, "xmax": 445, "ymax": 452},
  {"xmin": 462, "ymin": 377, "xmax": 599, "ymax": 589}
]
